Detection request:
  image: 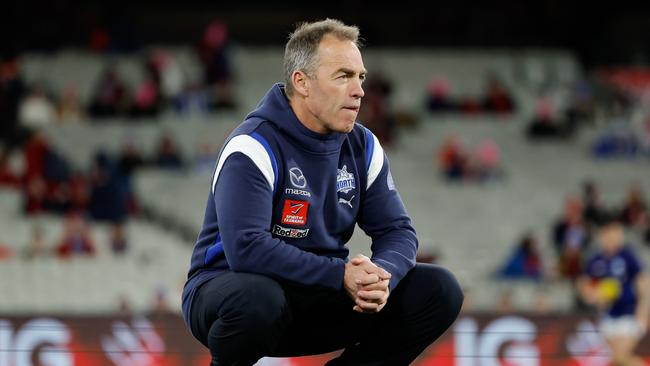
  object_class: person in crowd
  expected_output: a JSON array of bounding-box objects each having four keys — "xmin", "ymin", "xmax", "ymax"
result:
[
  {"xmin": 497, "ymin": 232, "xmax": 544, "ymax": 280},
  {"xmin": 620, "ymin": 182, "xmax": 647, "ymax": 229},
  {"xmin": 56, "ymin": 214, "xmax": 96, "ymax": 258},
  {"xmin": 474, "ymin": 139, "xmax": 503, "ymax": 182},
  {"xmin": 583, "ymin": 180, "xmax": 609, "ymax": 228},
  {"xmin": 0, "ymin": 57, "xmax": 27, "ymax": 150},
  {"xmin": 24, "ymin": 224, "xmax": 50, "ymax": 259},
  {"xmin": 526, "ymin": 94, "xmax": 573, "ymax": 140},
  {"xmin": 57, "ymin": 84, "xmax": 85, "ymax": 124},
  {"xmin": 198, "ymin": 19, "xmax": 236, "ymax": 110},
  {"xmin": 154, "ymin": 135, "xmax": 184, "ymax": 169},
  {"xmin": 553, "ymin": 196, "xmax": 590, "ymax": 279},
  {"xmin": 89, "ymin": 152, "xmax": 128, "ymax": 223},
  {"xmin": 117, "ymin": 140, "xmax": 145, "ymax": 214},
  {"xmin": 578, "ymin": 215, "xmax": 649, "ymax": 366},
  {"xmin": 0, "ymin": 149, "xmax": 20, "ymax": 188},
  {"xmin": 482, "ymin": 75, "xmax": 514, "ymax": 114},
  {"xmin": 18, "ymin": 83, "xmax": 57, "ymax": 132},
  {"xmin": 89, "ymin": 66, "xmax": 129, "ymax": 118},
  {"xmin": 130, "ymin": 55, "xmax": 162, "ymax": 118},
  {"xmin": 109, "ymin": 222, "xmax": 128, "ymax": 255},
  {"xmin": 426, "ymin": 77, "xmax": 456, "ymax": 112},
  {"xmin": 437, "ymin": 135, "xmax": 468, "ymax": 182}
]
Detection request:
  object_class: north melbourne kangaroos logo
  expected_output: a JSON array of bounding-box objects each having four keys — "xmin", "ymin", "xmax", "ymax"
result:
[{"xmin": 336, "ymin": 165, "xmax": 356, "ymax": 194}]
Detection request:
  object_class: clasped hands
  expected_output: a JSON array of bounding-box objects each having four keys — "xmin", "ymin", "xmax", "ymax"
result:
[{"xmin": 344, "ymin": 254, "xmax": 391, "ymax": 313}]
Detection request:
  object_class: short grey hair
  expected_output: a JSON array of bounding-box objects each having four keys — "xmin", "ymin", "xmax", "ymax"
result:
[{"xmin": 283, "ymin": 19, "xmax": 361, "ymax": 97}]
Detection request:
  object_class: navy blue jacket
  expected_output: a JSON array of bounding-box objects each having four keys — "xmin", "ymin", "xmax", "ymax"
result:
[{"xmin": 182, "ymin": 83, "xmax": 417, "ymax": 324}]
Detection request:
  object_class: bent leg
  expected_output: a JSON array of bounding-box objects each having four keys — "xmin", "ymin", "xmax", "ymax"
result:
[
  {"xmin": 606, "ymin": 335, "xmax": 643, "ymax": 366},
  {"xmin": 189, "ymin": 272, "xmax": 291, "ymax": 366},
  {"xmin": 329, "ymin": 264, "xmax": 464, "ymax": 365}
]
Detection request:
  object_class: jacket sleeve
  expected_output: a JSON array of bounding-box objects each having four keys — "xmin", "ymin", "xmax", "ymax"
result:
[
  {"xmin": 214, "ymin": 152, "xmax": 345, "ymax": 290},
  {"xmin": 358, "ymin": 135, "xmax": 418, "ymax": 291}
]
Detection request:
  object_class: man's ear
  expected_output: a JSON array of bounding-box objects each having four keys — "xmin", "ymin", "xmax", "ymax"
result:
[{"xmin": 291, "ymin": 70, "xmax": 309, "ymax": 97}]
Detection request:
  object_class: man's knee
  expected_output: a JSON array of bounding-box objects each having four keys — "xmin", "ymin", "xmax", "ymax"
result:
[
  {"xmin": 411, "ymin": 264, "xmax": 464, "ymax": 318},
  {"xmin": 225, "ymin": 273, "xmax": 290, "ymax": 331},
  {"xmin": 206, "ymin": 274, "xmax": 290, "ymax": 365}
]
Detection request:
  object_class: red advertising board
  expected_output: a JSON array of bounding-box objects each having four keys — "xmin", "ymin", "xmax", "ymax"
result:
[{"xmin": 0, "ymin": 314, "xmax": 648, "ymax": 366}]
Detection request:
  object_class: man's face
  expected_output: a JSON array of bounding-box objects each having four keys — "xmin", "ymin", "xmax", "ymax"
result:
[
  {"xmin": 304, "ymin": 35, "xmax": 366, "ymax": 134},
  {"xmin": 599, "ymin": 222, "xmax": 624, "ymax": 254}
]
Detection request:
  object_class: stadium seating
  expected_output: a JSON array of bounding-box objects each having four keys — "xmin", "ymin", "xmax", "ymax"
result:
[{"xmin": 2, "ymin": 48, "xmax": 647, "ymax": 314}]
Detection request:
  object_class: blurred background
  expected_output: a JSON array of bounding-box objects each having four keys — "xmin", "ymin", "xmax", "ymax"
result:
[{"xmin": 1, "ymin": 1, "xmax": 650, "ymax": 365}]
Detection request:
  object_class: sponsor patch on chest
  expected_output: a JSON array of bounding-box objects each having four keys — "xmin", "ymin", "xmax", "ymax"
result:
[
  {"xmin": 281, "ymin": 199, "xmax": 309, "ymax": 225},
  {"xmin": 272, "ymin": 225, "xmax": 309, "ymax": 238}
]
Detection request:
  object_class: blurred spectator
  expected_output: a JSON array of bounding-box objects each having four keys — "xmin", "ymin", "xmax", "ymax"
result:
[
  {"xmin": 18, "ymin": 83, "xmax": 57, "ymax": 131},
  {"xmin": 109, "ymin": 223, "xmax": 128, "ymax": 255},
  {"xmin": 526, "ymin": 95, "xmax": 573, "ymax": 140},
  {"xmin": 45, "ymin": 181, "xmax": 72, "ymax": 214},
  {"xmin": 117, "ymin": 140, "xmax": 145, "ymax": 214},
  {"xmin": 118, "ymin": 140, "xmax": 146, "ymax": 176},
  {"xmin": 577, "ymin": 215, "xmax": 648, "ymax": 364},
  {"xmin": 23, "ymin": 132, "xmax": 48, "ymax": 180},
  {"xmin": 437, "ymin": 136, "xmax": 504, "ymax": 183},
  {"xmin": 565, "ymin": 80, "xmax": 594, "ymax": 128},
  {"xmin": 89, "ymin": 152, "xmax": 128, "ymax": 223},
  {"xmin": 57, "ymin": 84, "xmax": 85, "ymax": 124},
  {"xmin": 67, "ymin": 172, "xmax": 90, "ymax": 213},
  {"xmin": 591, "ymin": 109, "xmax": 640, "ymax": 159},
  {"xmin": 56, "ymin": 214, "xmax": 96, "ymax": 258},
  {"xmin": 43, "ymin": 145, "xmax": 71, "ymax": 184},
  {"xmin": 89, "ymin": 66, "xmax": 129, "ymax": 118},
  {"xmin": 0, "ymin": 149, "xmax": 20, "ymax": 188},
  {"xmin": 130, "ymin": 55, "xmax": 162, "ymax": 118},
  {"xmin": 0, "ymin": 57, "xmax": 26, "ymax": 150},
  {"xmin": 591, "ymin": 131, "xmax": 640, "ymax": 159},
  {"xmin": 154, "ymin": 135, "xmax": 184, "ymax": 169},
  {"xmin": 437, "ymin": 136, "xmax": 467, "ymax": 182},
  {"xmin": 426, "ymin": 77, "xmax": 455, "ymax": 112},
  {"xmin": 620, "ymin": 183, "xmax": 647, "ymax": 229},
  {"xmin": 153, "ymin": 50, "xmax": 186, "ymax": 103},
  {"xmin": 172, "ymin": 83, "xmax": 210, "ymax": 116},
  {"xmin": 23, "ymin": 176, "xmax": 48, "ymax": 215},
  {"xmin": 473, "ymin": 139, "xmax": 503, "ymax": 182},
  {"xmin": 39, "ymin": 146, "xmax": 73, "ymax": 214},
  {"xmin": 24, "ymin": 224, "xmax": 50, "ymax": 260},
  {"xmin": 482, "ymin": 75, "xmax": 514, "ymax": 114},
  {"xmin": 582, "ymin": 180, "xmax": 608, "ymax": 227},
  {"xmin": 358, "ymin": 72, "xmax": 396, "ymax": 147},
  {"xmin": 497, "ymin": 232, "xmax": 544, "ymax": 280},
  {"xmin": 198, "ymin": 20, "xmax": 236, "ymax": 110},
  {"xmin": 553, "ymin": 196, "xmax": 590, "ymax": 279}
]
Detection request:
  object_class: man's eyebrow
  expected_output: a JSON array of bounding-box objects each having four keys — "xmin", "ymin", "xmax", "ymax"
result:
[{"xmin": 332, "ymin": 67, "xmax": 368, "ymax": 76}]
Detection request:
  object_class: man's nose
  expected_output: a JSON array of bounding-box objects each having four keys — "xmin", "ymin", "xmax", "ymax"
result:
[{"xmin": 351, "ymin": 78, "xmax": 365, "ymax": 99}]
